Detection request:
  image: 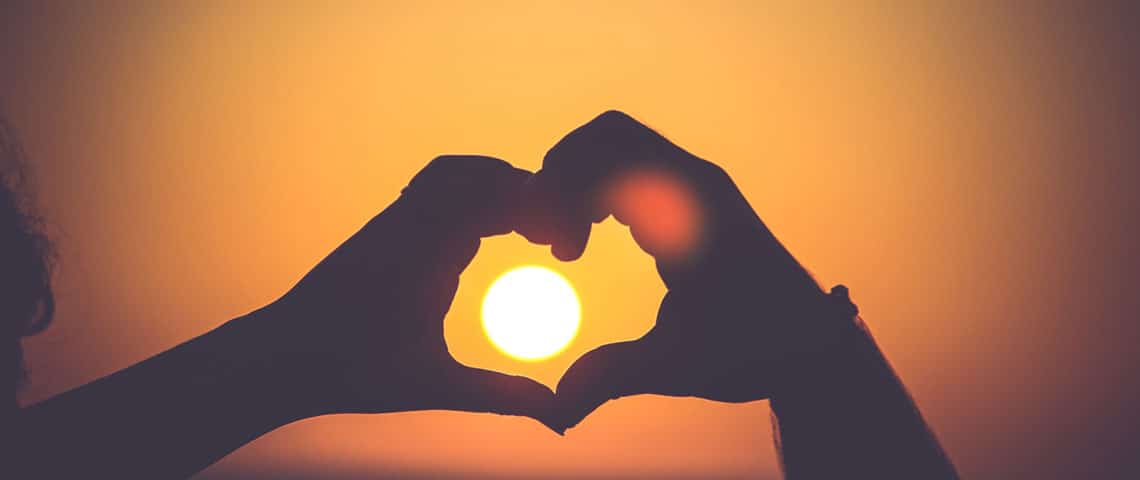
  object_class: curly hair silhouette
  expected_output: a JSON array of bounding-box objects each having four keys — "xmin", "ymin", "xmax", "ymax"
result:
[{"xmin": 0, "ymin": 116, "xmax": 55, "ymax": 414}]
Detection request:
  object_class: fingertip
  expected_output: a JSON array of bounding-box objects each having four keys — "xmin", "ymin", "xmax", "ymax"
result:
[
  {"xmin": 552, "ymin": 398, "xmax": 595, "ymax": 433},
  {"xmin": 550, "ymin": 219, "xmax": 591, "ymax": 261},
  {"xmin": 550, "ymin": 242, "xmax": 583, "ymax": 262}
]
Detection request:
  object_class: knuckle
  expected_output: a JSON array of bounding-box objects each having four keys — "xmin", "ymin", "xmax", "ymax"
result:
[
  {"xmin": 584, "ymin": 110, "xmax": 641, "ymax": 139},
  {"xmin": 592, "ymin": 109, "xmax": 635, "ymax": 126},
  {"xmin": 423, "ymin": 154, "xmax": 468, "ymax": 175},
  {"xmin": 414, "ymin": 155, "xmax": 511, "ymax": 188},
  {"xmin": 413, "ymin": 155, "xmax": 461, "ymax": 185},
  {"xmin": 700, "ymin": 159, "xmax": 732, "ymax": 183}
]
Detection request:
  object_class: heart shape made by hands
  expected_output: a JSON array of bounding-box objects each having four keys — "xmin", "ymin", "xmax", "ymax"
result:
[{"xmin": 504, "ymin": 111, "xmax": 855, "ymax": 431}]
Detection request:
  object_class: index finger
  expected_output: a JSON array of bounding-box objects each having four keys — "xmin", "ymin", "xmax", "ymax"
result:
[
  {"xmin": 399, "ymin": 154, "xmax": 534, "ymax": 239},
  {"xmin": 518, "ymin": 111, "xmax": 709, "ymax": 263}
]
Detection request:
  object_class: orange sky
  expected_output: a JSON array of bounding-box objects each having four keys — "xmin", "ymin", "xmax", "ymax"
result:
[{"xmin": 2, "ymin": 2, "xmax": 1138, "ymax": 478}]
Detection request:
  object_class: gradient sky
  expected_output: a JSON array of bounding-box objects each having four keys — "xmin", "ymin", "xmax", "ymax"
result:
[{"xmin": 2, "ymin": 2, "xmax": 1138, "ymax": 479}]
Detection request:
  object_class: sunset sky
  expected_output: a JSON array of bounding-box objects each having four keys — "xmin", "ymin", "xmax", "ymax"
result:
[{"xmin": 2, "ymin": 2, "xmax": 1137, "ymax": 479}]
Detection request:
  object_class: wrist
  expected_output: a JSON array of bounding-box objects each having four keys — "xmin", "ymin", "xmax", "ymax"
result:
[
  {"xmin": 768, "ymin": 286, "xmax": 867, "ymax": 403},
  {"xmin": 219, "ymin": 309, "xmax": 342, "ymax": 421}
]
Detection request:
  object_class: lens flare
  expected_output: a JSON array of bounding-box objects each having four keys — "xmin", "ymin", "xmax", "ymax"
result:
[{"xmin": 605, "ymin": 168, "xmax": 702, "ymax": 260}]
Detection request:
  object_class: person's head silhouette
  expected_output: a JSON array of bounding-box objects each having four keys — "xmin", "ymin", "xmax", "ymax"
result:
[{"xmin": 0, "ymin": 117, "xmax": 55, "ymax": 417}]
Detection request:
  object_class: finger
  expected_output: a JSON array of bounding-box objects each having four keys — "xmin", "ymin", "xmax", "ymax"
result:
[
  {"xmin": 529, "ymin": 111, "xmax": 704, "ymax": 262},
  {"xmin": 533, "ymin": 111, "xmax": 657, "ymax": 257},
  {"xmin": 543, "ymin": 110, "xmax": 680, "ymax": 188},
  {"xmin": 445, "ymin": 365, "xmax": 563, "ymax": 434},
  {"xmin": 553, "ymin": 337, "xmax": 674, "ymax": 431},
  {"xmin": 550, "ymin": 219, "xmax": 591, "ymax": 261},
  {"xmin": 399, "ymin": 155, "xmax": 533, "ymax": 239},
  {"xmin": 513, "ymin": 171, "xmax": 594, "ymax": 257}
]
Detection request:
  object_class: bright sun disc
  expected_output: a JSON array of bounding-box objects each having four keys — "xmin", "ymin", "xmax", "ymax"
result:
[{"xmin": 482, "ymin": 265, "xmax": 581, "ymax": 361}]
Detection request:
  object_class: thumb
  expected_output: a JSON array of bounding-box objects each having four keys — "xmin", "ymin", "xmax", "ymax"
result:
[
  {"xmin": 445, "ymin": 365, "xmax": 563, "ymax": 434},
  {"xmin": 553, "ymin": 336, "xmax": 671, "ymax": 431}
]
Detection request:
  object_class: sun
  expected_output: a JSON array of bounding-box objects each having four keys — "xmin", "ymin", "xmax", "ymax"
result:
[{"xmin": 481, "ymin": 265, "xmax": 581, "ymax": 361}]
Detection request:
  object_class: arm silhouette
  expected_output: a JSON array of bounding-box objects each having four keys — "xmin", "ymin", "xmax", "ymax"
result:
[
  {"xmin": 523, "ymin": 110, "xmax": 958, "ymax": 479},
  {"xmin": 13, "ymin": 155, "xmax": 559, "ymax": 479},
  {"xmin": 770, "ymin": 310, "xmax": 957, "ymax": 478},
  {"xmin": 16, "ymin": 311, "xmax": 322, "ymax": 478}
]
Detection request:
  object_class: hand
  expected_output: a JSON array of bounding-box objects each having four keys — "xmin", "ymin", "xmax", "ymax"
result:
[
  {"xmin": 259, "ymin": 155, "xmax": 560, "ymax": 432},
  {"xmin": 518, "ymin": 111, "xmax": 855, "ymax": 430}
]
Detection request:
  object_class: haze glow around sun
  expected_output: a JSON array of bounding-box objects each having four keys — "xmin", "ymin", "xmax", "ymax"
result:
[{"xmin": 481, "ymin": 265, "xmax": 581, "ymax": 361}]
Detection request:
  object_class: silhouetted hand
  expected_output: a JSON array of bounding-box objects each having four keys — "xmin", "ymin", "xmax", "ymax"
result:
[
  {"xmin": 262, "ymin": 155, "xmax": 559, "ymax": 431},
  {"xmin": 519, "ymin": 111, "xmax": 854, "ymax": 430}
]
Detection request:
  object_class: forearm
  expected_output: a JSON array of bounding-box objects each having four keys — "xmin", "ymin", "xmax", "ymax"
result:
[
  {"xmin": 14, "ymin": 310, "xmax": 324, "ymax": 479},
  {"xmin": 770, "ymin": 317, "xmax": 958, "ymax": 479}
]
